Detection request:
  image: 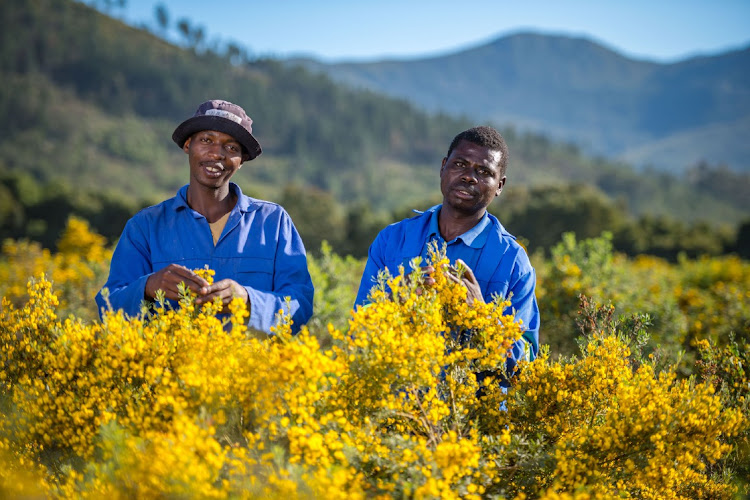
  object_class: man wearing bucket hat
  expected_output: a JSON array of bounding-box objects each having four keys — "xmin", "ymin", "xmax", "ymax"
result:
[{"xmin": 96, "ymin": 99, "xmax": 314, "ymax": 334}]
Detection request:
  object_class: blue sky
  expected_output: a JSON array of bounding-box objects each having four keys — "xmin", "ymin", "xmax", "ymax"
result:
[{"xmin": 109, "ymin": 0, "xmax": 750, "ymax": 62}]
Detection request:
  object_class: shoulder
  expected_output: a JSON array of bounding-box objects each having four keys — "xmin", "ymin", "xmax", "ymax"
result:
[
  {"xmin": 241, "ymin": 195, "xmax": 293, "ymax": 221},
  {"xmin": 127, "ymin": 195, "xmax": 179, "ymax": 225},
  {"xmin": 378, "ymin": 206, "xmax": 435, "ymax": 239},
  {"xmin": 486, "ymin": 213, "xmax": 534, "ymax": 269}
]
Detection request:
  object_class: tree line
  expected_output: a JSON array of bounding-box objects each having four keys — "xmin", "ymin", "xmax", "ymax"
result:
[{"xmin": 2, "ymin": 171, "xmax": 748, "ymax": 262}]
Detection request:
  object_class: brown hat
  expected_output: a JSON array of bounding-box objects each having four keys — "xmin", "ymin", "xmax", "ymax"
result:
[{"xmin": 172, "ymin": 99, "xmax": 262, "ymax": 161}]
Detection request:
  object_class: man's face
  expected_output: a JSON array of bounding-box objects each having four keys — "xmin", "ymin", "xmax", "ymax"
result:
[
  {"xmin": 440, "ymin": 139, "xmax": 506, "ymax": 216},
  {"xmin": 184, "ymin": 130, "xmax": 244, "ymax": 189}
]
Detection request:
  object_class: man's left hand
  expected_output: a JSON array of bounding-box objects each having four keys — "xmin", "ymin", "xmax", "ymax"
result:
[
  {"xmin": 445, "ymin": 259, "xmax": 484, "ymax": 306},
  {"xmin": 196, "ymin": 279, "xmax": 250, "ymax": 313}
]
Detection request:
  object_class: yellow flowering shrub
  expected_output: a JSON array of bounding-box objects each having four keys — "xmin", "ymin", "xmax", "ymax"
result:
[
  {"xmin": 0, "ymin": 215, "xmax": 111, "ymax": 321},
  {"xmin": 0, "ymin": 230, "xmax": 748, "ymax": 498},
  {"xmin": 536, "ymin": 232, "xmax": 750, "ymax": 374},
  {"xmin": 695, "ymin": 336, "xmax": 750, "ymax": 492},
  {"xmin": 676, "ymin": 254, "xmax": 750, "ymax": 347}
]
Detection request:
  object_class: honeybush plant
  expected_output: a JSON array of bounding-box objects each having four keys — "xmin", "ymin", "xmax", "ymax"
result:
[{"xmin": 1, "ymin": 242, "xmax": 748, "ymax": 498}]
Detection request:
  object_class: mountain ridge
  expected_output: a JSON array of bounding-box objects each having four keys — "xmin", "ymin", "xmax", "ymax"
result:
[{"xmin": 288, "ymin": 33, "xmax": 750, "ymax": 173}]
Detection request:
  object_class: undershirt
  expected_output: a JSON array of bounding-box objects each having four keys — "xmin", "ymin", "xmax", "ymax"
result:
[{"xmin": 209, "ymin": 211, "xmax": 231, "ymax": 245}]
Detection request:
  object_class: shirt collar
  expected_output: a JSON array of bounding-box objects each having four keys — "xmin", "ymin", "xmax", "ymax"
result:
[
  {"xmin": 174, "ymin": 183, "xmax": 250, "ymax": 213},
  {"xmin": 427, "ymin": 206, "xmax": 492, "ymax": 248}
]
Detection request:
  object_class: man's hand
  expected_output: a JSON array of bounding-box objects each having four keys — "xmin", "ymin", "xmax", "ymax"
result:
[
  {"xmin": 444, "ymin": 259, "xmax": 484, "ymax": 306},
  {"xmin": 411, "ymin": 265, "xmax": 436, "ymax": 294},
  {"xmin": 408, "ymin": 260, "xmax": 484, "ymax": 305},
  {"xmin": 145, "ymin": 264, "xmax": 210, "ymax": 301},
  {"xmin": 196, "ymin": 279, "xmax": 250, "ymax": 313}
]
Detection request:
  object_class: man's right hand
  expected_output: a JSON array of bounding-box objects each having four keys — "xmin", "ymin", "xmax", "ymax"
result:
[
  {"xmin": 144, "ymin": 264, "xmax": 210, "ymax": 301},
  {"xmin": 406, "ymin": 265, "xmax": 436, "ymax": 296}
]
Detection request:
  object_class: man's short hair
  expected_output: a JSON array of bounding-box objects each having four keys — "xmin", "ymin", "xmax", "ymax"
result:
[{"xmin": 446, "ymin": 126, "xmax": 509, "ymax": 175}]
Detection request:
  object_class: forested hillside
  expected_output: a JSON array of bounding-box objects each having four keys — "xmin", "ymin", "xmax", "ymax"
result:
[{"xmin": 0, "ymin": 0, "xmax": 748, "ymax": 259}]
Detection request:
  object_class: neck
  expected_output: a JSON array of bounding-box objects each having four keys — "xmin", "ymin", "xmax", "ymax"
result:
[
  {"xmin": 438, "ymin": 205, "xmax": 485, "ymax": 241},
  {"xmin": 186, "ymin": 183, "xmax": 236, "ymax": 223}
]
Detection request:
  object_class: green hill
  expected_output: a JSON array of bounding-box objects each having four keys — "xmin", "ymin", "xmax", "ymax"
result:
[{"xmin": 0, "ymin": 0, "xmax": 748, "ymax": 258}]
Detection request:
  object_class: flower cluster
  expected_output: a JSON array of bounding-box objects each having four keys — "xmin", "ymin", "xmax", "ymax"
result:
[
  {"xmin": 0, "ymin": 216, "xmax": 112, "ymax": 321},
  {"xmin": 510, "ymin": 334, "xmax": 744, "ymax": 498}
]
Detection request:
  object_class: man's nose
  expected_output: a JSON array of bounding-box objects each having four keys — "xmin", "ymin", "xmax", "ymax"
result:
[
  {"xmin": 209, "ymin": 144, "xmax": 225, "ymax": 159},
  {"xmin": 461, "ymin": 170, "xmax": 478, "ymax": 183}
]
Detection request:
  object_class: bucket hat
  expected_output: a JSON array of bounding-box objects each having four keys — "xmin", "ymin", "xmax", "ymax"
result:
[{"xmin": 172, "ymin": 99, "xmax": 262, "ymax": 161}]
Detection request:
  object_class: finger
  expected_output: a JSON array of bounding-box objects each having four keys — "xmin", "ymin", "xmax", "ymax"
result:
[
  {"xmin": 197, "ymin": 280, "xmax": 248, "ymax": 305},
  {"xmin": 199, "ymin": 279, "xmax": 234, "ymax": 295},
  {"xmin": 157, "ymin": 267, "xmax": 208, "ymax": 294},
  {"xmin": 456, "ymin": 259, "xmax": 478, "ymax": 284},
  {"xmin": 170, "ymin": 266, "xmax": 211, "ymax": 288},
  {"xmin": 196, "ymin": 282, "xmax": 229, "ymax": 304},
  {"xmin": 444, "ymin": 272, "xmax": 462, "ymax": 285},
  {"xmin": 196, "ymin": 291, "xmax": 229, "ymax": 305}
]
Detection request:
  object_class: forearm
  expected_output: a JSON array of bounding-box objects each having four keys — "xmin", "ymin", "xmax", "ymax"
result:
[
  {"xmin": 245, "ymin": 284, "xmax": 313, "ymax": 334},
  {"xmin": 96, "ymin": 274, "xmax": 151, "ymax": 318}
]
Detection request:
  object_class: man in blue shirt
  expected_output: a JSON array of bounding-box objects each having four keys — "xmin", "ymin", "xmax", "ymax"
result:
[
  {"xmin": 96, "ymin": 100, "xmax": 314, "ymax": 334},
  {"xmin": 355, "ymin": 126, "xmax": 539, "ymax": 365}
]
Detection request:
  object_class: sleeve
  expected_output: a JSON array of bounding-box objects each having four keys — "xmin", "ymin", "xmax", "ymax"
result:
[
  {"xmin": 353, "ymin": 229, "xmax": 389, "ymax": 308},
  {"xmin": 483, "ymin": 248, "xmax": 540, "ymax": 383},
  {"xmin": 507, "ymin": 267, "xmax": 540, "ymax": 362},
  {"xmin": 498, "ymin": 266, "xmax": 540, "ymax": 385},
  {"xmin": 244, "ymin": 211, "xmax": 314, "ymax": 335},
  {"xmin": 95, "ymin": 217, "xmax": 153, "ymax": 318}
]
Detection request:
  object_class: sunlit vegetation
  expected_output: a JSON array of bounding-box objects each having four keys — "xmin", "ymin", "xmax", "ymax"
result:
[{"xmin": 1, "ymin": 218, "xmax": 747, "ymax": 497}]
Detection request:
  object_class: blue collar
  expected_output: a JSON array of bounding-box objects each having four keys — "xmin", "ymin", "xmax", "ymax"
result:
[
  {"xmin": 174, "ymin": 182, "xmax": 252, "ymax": 213},
  {"xmin": 427, "ymin": 206, "xmax": 491, "ymax": 248}
]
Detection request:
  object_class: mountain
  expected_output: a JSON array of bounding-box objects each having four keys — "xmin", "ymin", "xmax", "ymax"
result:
[
  {"xmin": 288, "ymin": 33, "xmax": 750, "ymax": 173},
  {"xmin": 0, "ymin": 0, "xmax": 747, "ymax": 241}
]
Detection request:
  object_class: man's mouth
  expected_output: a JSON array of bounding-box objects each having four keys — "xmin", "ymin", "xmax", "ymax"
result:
[
  {"xmin": 453, "ymin": 186, "xmax": 476, "ymax": 199},
  {"xmin": 202, "ymin": 162, "xmax": 224, "ymax": 176}
]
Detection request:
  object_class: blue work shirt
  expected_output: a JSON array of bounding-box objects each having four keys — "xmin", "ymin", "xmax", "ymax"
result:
[
  {"xmin": 355, "ymin": 205, "xmax": 539, "ymax": 362},
  {"xmin": 95, "ymin": 183, "xmax": 314, "ymax": 334}
]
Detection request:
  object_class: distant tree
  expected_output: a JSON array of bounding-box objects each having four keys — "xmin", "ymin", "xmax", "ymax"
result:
[
  {"xmin": 154, "ymin": 3, "xmax": 169, "ymax": 34},
  {"xmin": 176, "ymin": 18, "xmax": 191, "ymax": 45},
  {"xmin": 339, "ymin": 203, "xmax": 392, "ymax": 258},
  {"xmin": 736, "ymin": 219, "xmax": 750, "ymax": 259},
  {"xmin": 175, "ymin": 18, "xmax": 206, "ymax": 51},
  {"xmin": 277, "ymin": 184, "xmax": 345, "ymax": 256},
  {"xmin": 498, "ymin": 184, "xmax": 627, "ymax": 254},
  {"xmin": 191, "ymin": 26, "xmax": 205, "ymax": 51},
  {"xmin": 225, "ymin": 42, "xmax": 245, "ymax": 66},
  {"xmin": 92, "ymin": 0, "xmax": 127, "ymax": 14}
]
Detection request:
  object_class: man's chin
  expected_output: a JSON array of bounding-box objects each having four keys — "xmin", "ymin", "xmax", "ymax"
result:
[{"xmin": 445, "ymin": 200, "xmax": 485, "ymax": 217}]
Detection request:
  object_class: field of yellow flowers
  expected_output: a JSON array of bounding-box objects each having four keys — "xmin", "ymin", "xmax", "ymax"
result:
[{"xmin": 1, "ymin": 217, "xmax": 748, "ymax": 498}]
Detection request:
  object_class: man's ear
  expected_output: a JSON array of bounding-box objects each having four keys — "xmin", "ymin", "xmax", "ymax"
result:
[
  {"xmin": 440, "ymin": 156, "xmax": 447, "ymax": 173},
  {"xmin": 182, "ymin": 137, "xmax": 192, "ymax": 154},
  {"xmin": 495, "ymin": 176, "xmax": 507, "ymax": 197}
]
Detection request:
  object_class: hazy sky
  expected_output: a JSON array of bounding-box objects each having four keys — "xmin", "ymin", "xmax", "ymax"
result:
[{"xmin": 112, "ymin": 0, "xmax": 750, "ymax": 62}]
